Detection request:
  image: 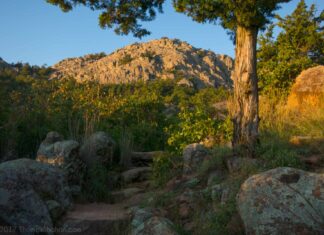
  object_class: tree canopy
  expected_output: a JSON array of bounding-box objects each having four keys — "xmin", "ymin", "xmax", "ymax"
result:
[
  {"xmin": 173, "ymin": 0, "xmax": 291, "ymax": 30},
  {"xmin": 46, "ymin": 0, "xmax": 165, "ymax": 38},
  {"xmin": 258, "ymin": 0, "xmax": 324, "ymax": 95},
  {"xmin": 46, "ymin": 0, "xmax": 292, "ymax": 38}
]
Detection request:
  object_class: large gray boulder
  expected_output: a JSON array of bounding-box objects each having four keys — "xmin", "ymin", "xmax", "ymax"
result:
[
  {"xmin": 183, "ymin": 143, "xmax": 210, "ymax": 174},
  {"xmin": 80, "ymin": 131, "xmax": 116, "ymax": 167},
  {"xmin": 37, "ymin": 131, "xmax": 85, "ymax": 185},
  {"xmin": 0, "ymin": 159, "xmax": 72, "ymax": 235},
  {"xmin": 237, "ymin": 167, "xmax": 324, "ymax": 235}
]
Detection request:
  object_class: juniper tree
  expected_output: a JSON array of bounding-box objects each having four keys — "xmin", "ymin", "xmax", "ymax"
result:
[
  {"xmin": 258, "ymin": 0, "xmax": 324, "ymax": 96},
  {"xmin": 46, "ymin": 0, "xmax": 292, "ymax": 156}
]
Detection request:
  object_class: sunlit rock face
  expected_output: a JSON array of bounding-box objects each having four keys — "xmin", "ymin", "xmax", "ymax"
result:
[
  {"xmin": 51, "ymin": 38, "xmax": 234, "ymax": 89},
  {"xmin": 287, "ymin": 65, "xmax": 324, "ymax": 110}
]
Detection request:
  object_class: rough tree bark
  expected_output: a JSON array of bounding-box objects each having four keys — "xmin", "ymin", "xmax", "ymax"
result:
[{"xmin": 232, "ymin": 26, "xmax": 259, "ymax": 157}]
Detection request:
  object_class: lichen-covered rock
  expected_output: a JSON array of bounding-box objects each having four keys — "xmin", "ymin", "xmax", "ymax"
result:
[
  {"xmin": 80, "ymin": 131, "xmax": 115, "ymax": 167},
  {"xmin": 237, "ymin": 167, "xmax": 324, "ymax": 235},
  {"xmin": 131, "ymin": 208, "xmax": 178, "ymax": 235},
  {"xmin": 0, "ymin": 159, "xmax": 72, "ymax": 235},
  {"xmin": 37, "ymin": 132, "xmax": 85, "ymax": 185},
  {"xmin": 183, "ymin": 143, "xmax": 210, "ymax": 174}
]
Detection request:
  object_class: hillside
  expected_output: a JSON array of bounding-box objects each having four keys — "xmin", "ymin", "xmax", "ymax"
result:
[
  {"xmin": 51, "ymin": 38, "xmax": 234, "ymax": 88},
  {"xmin": 0, "ymin": 57, "xmax": 10, "ymax": 69}
]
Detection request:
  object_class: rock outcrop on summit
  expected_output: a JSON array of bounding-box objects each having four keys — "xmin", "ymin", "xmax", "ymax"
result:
[{"xmin": 51, "ymin": 38, "xmax": 233, "ymax": 88}]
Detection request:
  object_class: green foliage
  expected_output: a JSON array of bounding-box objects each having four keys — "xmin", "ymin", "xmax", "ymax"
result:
[
  {"xmin": 151, "ymin": 152, "xmax": 182, "ymax": 187},
  {"xmin": 140, "ymin": 51, "xmax": 156, "ymax": 62},
  {"xmin": 0, "ymin": 65, "xmax": 230, "ymax": 159},
  {"xmin": 166, "ymin": 110, "xmax": 232, "ymax": 154},
  {"xmin": 118, "ymin": 54, "xmax": 133, "ymax": 66},
  {"xmin": 173, "ymin": 0, "xmax": 291, "ymax": 30},
  {"xmin": 86, "ymin": 52, "xmax": 106, "ymax": 60},
  {"xmin": 257, "ymin": 133, "xmax": 303, "ymax": 169},
  {"xmin": 82, "ymin": 163, "xmax": 111, "ymax": 201},
  {"xmin": 46, "ymin": 0, "xmax": 165, "ymax": 38},
  {"xmin": 198, "ymin": 147, "xmax": 231, "ymax": 176},
  {"xmin": 46, "ymin": 0, "xmax": 292, "ymax": 38},
  {"xmin": 258, "ymin": 0, "xmax": 324, "ymax": 96}
]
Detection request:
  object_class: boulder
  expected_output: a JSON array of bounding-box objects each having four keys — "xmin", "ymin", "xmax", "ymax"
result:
[
  {"xmin": 287, "ymin": 65, "xmax": 324, "ymax": 110},
  {"xmin": 131, "ymin": 151, "xmax": 164, "ymax": 166},
  {"xmin": 131, "ymin": 208, "xmax": 178, "ymax": 235},
  {"xmin": 183, "ymin": 143, "xmax": 210, "ymax": 174},
  {"xmin": 121, "ymin": 167, "xmax": 152, "ymax": 184},
  {"xmin": 110, "ymin": 187, "xmax": 144, "ymax": 204},
  {"xmin": 237, "ymin": 167, "xmax": 324, "ymax": 235},
  {"xmin": 80, "ymin": 131, "xmax": 116, "ymax": 167},
  {"xmin": 0, "ymin": 159, "xmax": 72, "ymax": 235},
  {"xmin": 37, "ymin": 132, "xmax": 85, "ymax": 185}
]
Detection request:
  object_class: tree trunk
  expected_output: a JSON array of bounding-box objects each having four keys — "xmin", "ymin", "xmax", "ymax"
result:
[{"xmin": 232, "ymin": 26, "xmax": 259, "ymax": 157}]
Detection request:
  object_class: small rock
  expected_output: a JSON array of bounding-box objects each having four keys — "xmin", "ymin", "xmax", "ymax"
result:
[
  {"xmin": 183, "ymin": 143, "xmax": 210, "ymax": 174},
  {"xmin": 122, "ymin": 167, "xmax": 151, "ymax": 184},
  {"xmin": 178, "ymin": 203, "xmax": 191, "ymax": 219},
  {"xmin": 207, "ymin": 170, "xmax": 225, "ymax": 186},
  {"xmin": 46, "ymin": 200, "xmax": 63, "ymax": 222},
  {"xmin": 111, "ymin": 187, "xmax": 144, "ymax": 203},
  {"xmin": 131, "ymin": 208, "xmax": 178, "ymax": 235}
]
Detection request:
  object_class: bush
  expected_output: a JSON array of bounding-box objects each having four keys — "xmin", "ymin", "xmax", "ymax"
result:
[
  {"xmin": 198, "ymin": 147, "xmax": 231, "ymax": 176},
  {"xmin": 82, "ymin": 163, "xmax": 111, "ymax": 201},
  {"xmin": 166, "ymin": 109, "xmax": 232, "ymax": 154},
  {"xmin": 151, "ymin": 152, "xmax": 182, "ymax": 187},
  {"xmin": 118, "ymin": 54, "xmax": 133, "ymax": 65}
]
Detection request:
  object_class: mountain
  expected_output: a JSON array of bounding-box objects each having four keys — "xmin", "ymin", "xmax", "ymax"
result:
[
  {"xmin": 51, "ymin": 38, "xmax": 234, "ymax": 88},
  {"xmin": 0, "ymin": 57, "xmax": 11, "ymax": 69}
]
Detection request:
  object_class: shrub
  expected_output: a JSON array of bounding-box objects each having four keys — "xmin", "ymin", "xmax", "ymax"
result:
[
  {"xmin": 82, "ymin": 163, "xmax": 111, "ymax": 201},
  {"xmin": 166, "ymin": 109, "xmax": 232, "ymax": 154},
  {"xmin": 198, "ymin": 147, "xmax": 231, "ymax": 176},
  {"xmin": 140, "ymin": 51, "xmax": 156, "ymax": 62},
  {"xmin": 118, "ymin": 54, "xmax": 133, "ymax": 65},
  {"xmin": 151, "ymin": 152, "xmax": 182, "ymax": 187}
]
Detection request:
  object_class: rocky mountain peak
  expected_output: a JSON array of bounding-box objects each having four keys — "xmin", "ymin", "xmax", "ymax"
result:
[{"xmin": 51, "ymin": 38, "xmax": 234, "ymax": 88}]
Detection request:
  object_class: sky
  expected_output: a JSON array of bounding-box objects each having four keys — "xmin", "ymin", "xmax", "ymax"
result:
[{"xmin": 0, "ymin": 0, "xmax": 323, "ymax": 66}]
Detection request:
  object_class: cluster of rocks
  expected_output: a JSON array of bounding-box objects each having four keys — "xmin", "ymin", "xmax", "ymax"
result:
[
  {"xmin": 162, "ymin": 143, "xmax": 324, "ymax": 234},
  {"xmin": 51, "ymin": 38, "xmax": 234, "ymax": 89},
  {"xmin": 0, "ymin": 137, "xmax": 323, "ymax": 234},
  {"xmin": 36, "ymin": 131, "xmax": 115, "ymax": 186}
]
